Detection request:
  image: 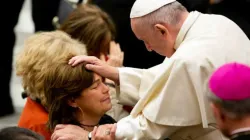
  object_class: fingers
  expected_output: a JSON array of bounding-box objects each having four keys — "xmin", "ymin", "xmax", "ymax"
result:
[
  {"xmin": 108, "ymin": 41, "xmax": 124, "ymax": 67},
  {"xmin": 51, "ymin": 131, "xmax": 61, "ymax": 140},
  {"xmin": 100, "ymin": 53, "xmax": 106, "ymax": 61},
  {"xmin": 68, "ymin": 55, "xmax": 98, "ymax": 66},
  {"xmin": 57, "ymin": 137, "xmax": 69, "ymax": 140},
  {"xmin": 94, "ymin": 125, "xmax": 103, "ymax": 138},
  {"xmin": 110, "ymin": 42, "xmax": 122, "ymax": 55},
  {"xmin": 109, "ymin": 41, "xmax": 117, "ymax": 53},
  {"xmin": 107, "ymin": 51, "xmax": 124, "ymax": 67},
  {"xmin": 93, "ymin": 126, "xmax": 98, "ymax": 135},
  {"xmin": 95, "ymin": 125, "xmax": 112, "ymax": 138},
  {"xmin": 54, "ymin": 124, "xmax": 67, "ymax": 131},
  {"xmin": 115, "ymin": 43, "xmax": 122, "ymax": 53},
  {"xmin": 91, "ymin": 124, "xmax": 116, "ymax": 140},
  {"xmin": 111, "ymin": 123, "xmax": 117, "ymax": 133},
  {"xmin": 51, "ymin": 125, "xmax": 75, "ymax": 140},
  {"xmin": 71, "ymin": 57, "xmax": 87, "ymax": 67},
  {"xmin": 110, "ymin": 123, "xmax": 117, "ymax": 139},
  {"xmin": 56, "ymin": 135, "xmax": 75, "ymax": 140},
  {"xmin": 85, "ymin": 64, "xmax": 99, "ymax": 71},
  {"xmin": 68, "ymin": 56, "xmax": 80, "ymax": 65},
  {"xmin": 120, "ymin": 52, "xmax": 124, "ymax": 65},
  {"xmin": 92, "ymin": 126, "xmax": 98, "ymax": 140},
  {"xmin": 51, "ymin": 125, "xmax": 68, "ymax": 140}
]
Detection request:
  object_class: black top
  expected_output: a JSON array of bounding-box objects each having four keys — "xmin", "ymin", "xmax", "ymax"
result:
[
  {"xmin": 177, "ymin": 0, "xmax": 209, "ymax": 12},
  {"xmin": 99, "ymin": 114, "xmax": 116, "ymax": 125},
  {"xmin": 209, "ymin": 0, "xmax": 250, "ymax": 39},
  {"xmin": 231, "ymin": 131, "xmax": 250, "ymax": 140},
  {"xmin": 79, "ymin": 114, "xmax": 116, "ymax": 129},
  {"xmin": 86, "ymin": 114, "xmax": 115, "ymax": 140}
]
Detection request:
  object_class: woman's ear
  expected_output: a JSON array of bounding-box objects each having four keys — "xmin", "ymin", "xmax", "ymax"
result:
[{"xmin": 67, "ymin": 97, "xmax": 78, "ymax": 108}]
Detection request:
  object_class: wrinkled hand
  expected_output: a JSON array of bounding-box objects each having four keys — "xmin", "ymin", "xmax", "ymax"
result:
[
  {"xmin": 69, "ymin": 56, "xmax": 119, "ymax": 84},
  {"xmin": 51, "ymin": 124, "xmax": 88, "ymax": 140},
  {"xmin": 92, "ymin": 124, "xmax": 117, "ymax": 140},
  {"xmin": 102, "ymin": 41, "xmax": 124, "ymax": 67}
]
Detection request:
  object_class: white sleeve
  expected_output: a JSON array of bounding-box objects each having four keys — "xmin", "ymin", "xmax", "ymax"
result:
[
  {"xmin": 115, "ymin": 115, "xmax": 180, "ymax": 140},
  {"xmin": 116, "ymin": 67, "xmax": 145, "ymax": 106},
  {"xmin": 116, "ymin": 64, "xmax": 163, "ymax": 106}
]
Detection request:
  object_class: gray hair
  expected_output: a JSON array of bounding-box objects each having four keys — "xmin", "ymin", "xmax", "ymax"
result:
[
  {"xmin": 136, "ymin": 1, "xmax": 187, "ymax": 27},
  {"xmin": 208, "ymin": 92, "xmax": 250, "ymax": 120}
]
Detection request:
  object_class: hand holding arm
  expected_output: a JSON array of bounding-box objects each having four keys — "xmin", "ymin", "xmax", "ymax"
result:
[
  {"xmin": 51, "ymin": 124, "xmax": 89, "ymax": 140},
  {"xmin": 92, "ymin": 124, "xmax": 117, "ymax": 140}
]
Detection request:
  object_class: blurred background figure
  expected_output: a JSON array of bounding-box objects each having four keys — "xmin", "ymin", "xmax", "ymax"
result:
[
  {"xmin": 1, "ymin": 0, "xmax": 60, "ymax": 117},
  {"xmin": 178, "ymin": 0, "xmax": 209, "ymax": 12},
  {"xmin": 0, "ymin": 126, "xmax": 44, "ymax": 140},
  {"xmin": 209, "ymin": 0, "xmax": 250, "ymax": 39},
  {"xmin": 177, "ymin": 0, "xmax": 250, "ymax": 39},
  {"xmin": 59, "ymin": 4, "xmax": 129, "ymax": 120},
  {"xmin": 88, "ymin": 0, "xmax": 165, "ymax": 69}
]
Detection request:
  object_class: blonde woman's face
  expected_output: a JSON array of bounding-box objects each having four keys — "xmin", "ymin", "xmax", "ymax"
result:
[{"xmin": 75, "ymin": 74, "xmax": 111, "ymax": 116}]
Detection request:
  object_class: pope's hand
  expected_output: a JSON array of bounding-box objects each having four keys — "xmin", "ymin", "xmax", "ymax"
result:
[
  {"xmin": 92, "ymin": 124, "xmax": 117, "ymax": 140},
  {"xmin": 69, "ymin": 55, "xmax": 119, "ymax": 84},
  {"xmin": 51, "ymin": 124, "xmax": 88, "ymax": 140}
]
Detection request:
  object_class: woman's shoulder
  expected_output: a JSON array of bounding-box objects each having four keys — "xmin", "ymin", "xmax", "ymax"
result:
[{"xmin": 99, "ymin": 114, "xmax": 116, "ymax": 125}]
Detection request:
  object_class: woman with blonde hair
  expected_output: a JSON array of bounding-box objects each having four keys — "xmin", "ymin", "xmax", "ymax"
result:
[
  {"xmin": 16, "ymin": 31, "xmax": 116, "ymax": 140},
  {"xmin": 60, "ymin": 3, "xmax": 129, "ymax": 121}
]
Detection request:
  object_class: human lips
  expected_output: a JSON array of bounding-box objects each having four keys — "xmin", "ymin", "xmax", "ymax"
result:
[{"xmin": 101, "ymin": 96, "xmax": 111, "ymax": 103}]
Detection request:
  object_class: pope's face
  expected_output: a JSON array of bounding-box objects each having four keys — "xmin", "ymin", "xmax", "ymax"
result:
[{"xmin": 131, "ymin": 19, "xmax": 175, "ymax": 57}]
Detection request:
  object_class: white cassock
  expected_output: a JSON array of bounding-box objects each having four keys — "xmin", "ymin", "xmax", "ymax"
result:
[{"xmin": 114, "ymin": 11, "xmax": 250, "ymax": 140}]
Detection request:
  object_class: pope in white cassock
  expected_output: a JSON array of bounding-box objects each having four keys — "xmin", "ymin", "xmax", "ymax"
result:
[{"xmin": 51, "ymin": 0, "xmax": 250, "ymax": 140}]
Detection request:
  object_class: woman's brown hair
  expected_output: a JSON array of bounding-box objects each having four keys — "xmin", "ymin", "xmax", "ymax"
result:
[
  {"xmin": 16, "ymin": 31, "xmax": 94, "ymax": 131},
  {"xmin": 60, "ymin": 4, "xmax": 116, "ymax": 57},
  {"xmin": 46, "ymin": 63, "xmax": 94, "ymax": 132}
]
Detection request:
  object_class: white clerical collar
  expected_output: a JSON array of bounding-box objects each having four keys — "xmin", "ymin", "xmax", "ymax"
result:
[
  {"xmin": 231, "ymin": 127, "xmax": 250, "ymax": 135},
  {"xmin": 174, "ymin": 11, "xmax": 201, "ymax": 50}
]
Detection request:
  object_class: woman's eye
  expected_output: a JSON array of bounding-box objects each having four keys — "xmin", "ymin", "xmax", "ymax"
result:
[{"xmin": 92, "ymin": 83, "xmax": 99, "ymax": 89}]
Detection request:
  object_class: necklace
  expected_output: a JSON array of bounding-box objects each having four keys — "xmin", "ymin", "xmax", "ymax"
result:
[
  {"xmin": 80, "ymin": 123, "xmax": 99, "ymax": 128},
  {"xmin": 80, "ymin": 123, "xmax": 99, "ymax": 131}
]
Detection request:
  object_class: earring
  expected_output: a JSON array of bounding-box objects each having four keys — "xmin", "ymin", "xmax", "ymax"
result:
[{"xmin": 78, "ymin": 106, "xmax": 84, "ymax": 117}]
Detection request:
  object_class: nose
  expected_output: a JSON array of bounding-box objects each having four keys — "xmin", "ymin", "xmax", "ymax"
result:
[{"xmin": 101, "ymin": 82, "xmax": 110, "ymax": 94}]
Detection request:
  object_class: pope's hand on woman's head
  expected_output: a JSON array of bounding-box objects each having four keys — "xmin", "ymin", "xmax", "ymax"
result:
[{"xmin": 69, "ymin": 56, "xmax": 120, "ymax": 84}]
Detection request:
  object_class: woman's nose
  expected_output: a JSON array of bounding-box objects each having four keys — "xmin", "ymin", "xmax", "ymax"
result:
[{"xmin": 102, "ymin": 83, "xmax": 110, "ymax": 93}]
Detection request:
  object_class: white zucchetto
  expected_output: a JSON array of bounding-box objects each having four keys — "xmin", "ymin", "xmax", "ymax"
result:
[{"xmin": 130, "ymin": 0, "xmax": 176, "ymax": 18}]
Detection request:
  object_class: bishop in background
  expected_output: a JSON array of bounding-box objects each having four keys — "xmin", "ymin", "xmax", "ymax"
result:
[{"xmin": 209, "ymin": 63, "xmax": 250, "ymax": 140}]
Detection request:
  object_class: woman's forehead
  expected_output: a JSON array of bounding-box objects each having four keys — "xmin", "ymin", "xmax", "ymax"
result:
[{"xmin": 93, "ymin": 73, "xmax": 104, "ymax": 81}]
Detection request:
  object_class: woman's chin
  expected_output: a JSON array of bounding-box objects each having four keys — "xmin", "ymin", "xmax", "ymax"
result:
[{"xmin": 104, "ymin": 103, "xmax": 112, "ymax": 112}]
